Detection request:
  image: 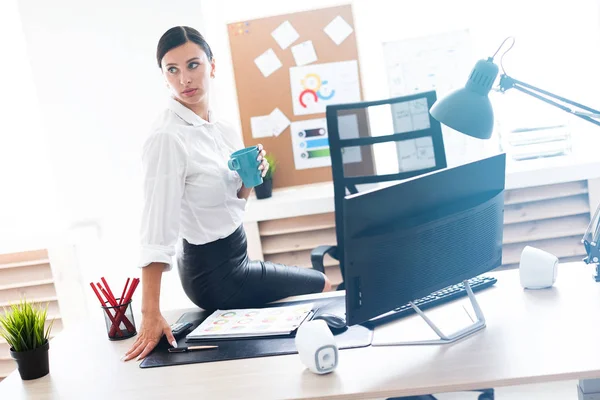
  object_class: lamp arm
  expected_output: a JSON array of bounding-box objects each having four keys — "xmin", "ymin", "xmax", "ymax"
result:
[
  {"xmin": 499, "ymin": 74, "xmax": 600, "ymax": 279},
  {"xmin": 498, "ymin": 75, "xmax": 600, "ymax": 127}
]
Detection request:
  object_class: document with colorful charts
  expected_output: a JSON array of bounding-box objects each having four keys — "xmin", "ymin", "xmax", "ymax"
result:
[{"xmin": 186, "ymin": 302, "xmax": 315, "ymax": 340}]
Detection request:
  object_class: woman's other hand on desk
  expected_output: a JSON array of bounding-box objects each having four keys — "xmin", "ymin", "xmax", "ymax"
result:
[{"xmin": 122, "ymin": 312, "xmax": 176, "ymax": 362}]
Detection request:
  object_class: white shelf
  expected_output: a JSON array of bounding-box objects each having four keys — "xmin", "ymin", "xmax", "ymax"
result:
[
  {"xmin": 0, "ymin": 296, "xmax": 58, "ymax": 308},
  {"xmin": 0, "ymin": 258, "xmax": 50, "ymax": 270},
  {"xmin": 0, "ymin": 278, "xmax": 54, "ymax": 292},
  {"xmin": 504, "ymin": 195, "xmax": 589, "ymax": 225},
  {"xmin": 262, "ymin": 228, "xmax": 336, "ymax": 255},
  {"xmin": 259, "ymin": 213, "xmax": 335, "ymax": 237},
  {"xmin": 504, "ymin": 181, "xmax": 588, "ymax": 205},
  {"xmin": 503, "ymin": 214, "xmax": 590, "ymax": 244}
]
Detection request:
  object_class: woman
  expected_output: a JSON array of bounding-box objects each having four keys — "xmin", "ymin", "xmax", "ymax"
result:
[{"xmin": 123, "ymin": 26, "xmax": 331, "ymax": 362}]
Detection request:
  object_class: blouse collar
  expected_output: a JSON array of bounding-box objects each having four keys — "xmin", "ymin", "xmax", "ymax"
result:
[{"xmin": 168, "ymin": 97, "xmax": 214, "ymax": 126}]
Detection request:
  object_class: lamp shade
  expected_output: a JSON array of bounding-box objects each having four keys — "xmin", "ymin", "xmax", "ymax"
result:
[{"xmin": 430, "ymin": 58, "xmax": 499, "ymax": 139}]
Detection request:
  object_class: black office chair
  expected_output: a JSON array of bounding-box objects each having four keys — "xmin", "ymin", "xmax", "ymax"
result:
[
  {"xmin": 309, "ymin": 92, "xmax": 494, "ymax": 400},
  {"xmin": 310, "ymin": 91, "xmax": 447, "ymax": 290}
]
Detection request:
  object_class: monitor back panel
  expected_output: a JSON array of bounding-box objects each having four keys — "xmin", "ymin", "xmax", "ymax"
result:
[{"xmin": 343, "ymin": 153, "xmax": 506, "ymax": 325}]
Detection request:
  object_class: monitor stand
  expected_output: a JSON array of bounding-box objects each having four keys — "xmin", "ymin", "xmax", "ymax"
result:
[{"xmin": 373, "ymin": 279, "xmax": 486, "ymax": 346}]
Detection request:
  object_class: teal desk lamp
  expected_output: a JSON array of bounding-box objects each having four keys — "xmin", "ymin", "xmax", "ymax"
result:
[
  {"xmin": 429, "ymin": 37, "xmax": 600, "ymax": 279},
  {"xmin": 430, "ymin": 37, "xmax": 600, "ymax": 139}
]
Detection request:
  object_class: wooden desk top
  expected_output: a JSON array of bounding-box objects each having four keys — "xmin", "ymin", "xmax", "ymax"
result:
[{"xmin": 2, "ymin": 262, "xmax": 600, "ymax": 399}]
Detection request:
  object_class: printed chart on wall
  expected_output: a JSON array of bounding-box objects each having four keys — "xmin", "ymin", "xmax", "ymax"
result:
[
  {"xmin": 290, "ymin": 115, "xmax": 362, "ymax": 170},
  {"xmin": 383, "ymin": 30, "xmax": 473, "ymax": 169},
  {"xmin": 290, "ymin": 60, "xmax": 361, "ymax": 116},
  {"xmin": 228, "ymin": 5, "xmax": 369, "ymax": 187}
]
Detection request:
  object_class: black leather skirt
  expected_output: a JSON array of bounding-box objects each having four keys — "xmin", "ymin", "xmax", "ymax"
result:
[{"xmin": 177, "ymin": 225, "xmax": 326, "ymax": 310}]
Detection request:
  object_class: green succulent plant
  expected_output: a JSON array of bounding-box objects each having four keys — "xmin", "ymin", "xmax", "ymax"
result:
[{"xmin": 0, "ymin": 299, "xmax": 54, "ymax": 352}]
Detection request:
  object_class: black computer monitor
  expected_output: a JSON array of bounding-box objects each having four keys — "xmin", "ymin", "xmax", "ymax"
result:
[{"xmin": 343, "ymin": 153, "xmax": 506, "ymax": 326}]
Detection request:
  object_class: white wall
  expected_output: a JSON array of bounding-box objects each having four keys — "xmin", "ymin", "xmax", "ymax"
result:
[
  {"xmin": 17, "ymin": 0, "xmax": 209, "ymax": 313},
  {"xmin": 0, "ymin": 0, "xmax": 61, "ymax": 252}
]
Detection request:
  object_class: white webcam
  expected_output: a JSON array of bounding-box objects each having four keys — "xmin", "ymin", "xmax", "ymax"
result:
[
  {"xmin": 519, "ymin": 246, "xmax": 558, "ymax": 289},
  {"xmin": 295, "ymin": 319, "xmax": 338, "ymax": 374}
]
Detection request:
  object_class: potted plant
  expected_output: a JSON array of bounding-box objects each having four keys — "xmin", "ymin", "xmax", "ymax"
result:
[
  {"xmin": 0, "ymin": 299, "xmax": 54, "ymax": 380},
  {"xmin": 255, "ymin": 153, "xmax": 276, "ymax": 199}
]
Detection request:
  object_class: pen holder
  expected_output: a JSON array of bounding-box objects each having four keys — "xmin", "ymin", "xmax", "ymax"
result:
[{"xmin": 101, "ymin": 298, "xmax": 137, "ymax": 341}]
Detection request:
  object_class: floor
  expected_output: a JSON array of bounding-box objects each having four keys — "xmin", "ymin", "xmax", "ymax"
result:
[{"xmin": 376, "ymin": 379, "xmax": 579, "ymax": 399}]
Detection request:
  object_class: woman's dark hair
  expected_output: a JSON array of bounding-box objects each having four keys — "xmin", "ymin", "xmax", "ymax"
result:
[{"xmin": 156, "ymin": 26, "xmax": 214, "ymax": 68}]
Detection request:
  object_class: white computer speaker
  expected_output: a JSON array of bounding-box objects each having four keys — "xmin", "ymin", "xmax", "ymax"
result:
[
  {"xmin": 519, "ymin": 245, "xmax": 558, "ymax": 289},
  {"xmin": 295, "ymin": 319, "xmax": 338, "ymax": 374}
]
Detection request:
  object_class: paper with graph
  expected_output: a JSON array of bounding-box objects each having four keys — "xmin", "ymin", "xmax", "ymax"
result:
[
  {"xmin": 290, "ymin": 118, "xmax": 331, "ymax": 169},
  {"xmin": 290, "ymin": 115, "xmax": 362, "ymax": 170},
  {"xmin": 289, "ymin": 60, "xmax": 361, "ymax": 116},
  {"xmin": 187, "ymin": 302, "xmax": 314, "ymax": 340}
]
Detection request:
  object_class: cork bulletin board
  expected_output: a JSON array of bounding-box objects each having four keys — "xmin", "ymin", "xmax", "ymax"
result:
[{"xmin": 227, "ymin": 4, "xmax": 374, "ymax": 188}]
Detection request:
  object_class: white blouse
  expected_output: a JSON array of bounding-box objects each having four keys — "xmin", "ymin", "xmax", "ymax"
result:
[{"xmin": 138, "ymin": 98, "xmax": 247, "ymax": 271}]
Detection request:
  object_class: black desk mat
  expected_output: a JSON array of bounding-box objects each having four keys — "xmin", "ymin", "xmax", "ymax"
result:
[{"xmin": 140, "ymin": 296, "xmax": 372, "ymax": 368}]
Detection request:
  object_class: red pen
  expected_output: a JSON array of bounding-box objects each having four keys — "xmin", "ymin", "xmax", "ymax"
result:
[
  {"xmin": 118, "ymin": 278, "xmax": 130, "ymax": 306},
  {"xmin": 123, "ymin": 278, "xmax": 139, "ymax": 304},
  {"xmin": 101, "ymin": 277, "xmax": 117, "ymax": 304},
  {"xmin": 90, "ymin": 283, "xmax": 123, "ymax": 337}
]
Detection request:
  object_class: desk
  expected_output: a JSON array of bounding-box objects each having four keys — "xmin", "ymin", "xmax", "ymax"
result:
[{"xmin": 2, "ymin": 262, "xmax": 600, "ymax": 400}]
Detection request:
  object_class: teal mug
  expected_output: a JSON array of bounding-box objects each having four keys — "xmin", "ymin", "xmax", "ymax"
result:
[{"xmin": 228, "ymin": 146, "xmax": 263, "ymax": 188}]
